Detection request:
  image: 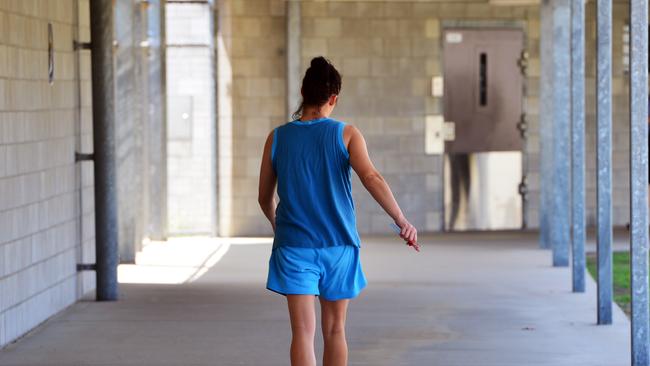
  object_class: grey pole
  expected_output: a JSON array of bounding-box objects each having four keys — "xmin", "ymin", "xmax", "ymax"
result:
[
  {"xmin": 550, "ymin": 0, "xmax": 571, "ymax": 267},
  {"xmin": 538, "ymin": 0, "xmax": 553, "ymax": 250},
  {"xmin": 89, "ymin": 0, "xmax": 119, "ymax": 301},
  {"xmin": 629, "ymin": 0, "xmax": 649, "ymax": 363},
  {"xmin": 286, "ymin": 1, "xmax": 301, "ymax": 119},
  {"xmin": 147, "ymin": 0, "xmax": 168, "ymax": 241},
  {"xmin": 570, "ymin": 0, "xmax": 586, "ymax": 293},
  {"xmin": 596, "ymin": 0, "xmax": 612, "ymax": 325}
]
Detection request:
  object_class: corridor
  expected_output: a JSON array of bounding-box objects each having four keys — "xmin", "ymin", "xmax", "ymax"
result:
[{"xmin": 0, "ymin": 233, "xmax": 629, "ymax": 366}]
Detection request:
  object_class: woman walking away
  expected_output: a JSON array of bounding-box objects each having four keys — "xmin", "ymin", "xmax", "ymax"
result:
[{"xmin": 258, "ymin": 56, "xmax": 419, "ymax": 366}]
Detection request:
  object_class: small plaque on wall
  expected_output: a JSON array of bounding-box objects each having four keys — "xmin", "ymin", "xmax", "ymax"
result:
[{"xmin": 445, "ymin": 32, "xmax": 463, "ymax": 44}]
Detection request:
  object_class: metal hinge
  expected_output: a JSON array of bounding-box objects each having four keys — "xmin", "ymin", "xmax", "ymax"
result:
[
  {"xmin": 518, "ymin": 175, "xmax": 529, "ymax": 202},
  {"xmin": 516, "ymin": 113, "xmax": 528, "ymax": 139},
  {"xmin": 517, "ymin": 50, "xmax": 529, "ymax": 76}
]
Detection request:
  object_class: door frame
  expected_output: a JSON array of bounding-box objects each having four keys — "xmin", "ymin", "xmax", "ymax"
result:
[{"xmin": 440, "ymin": 20, "xmax": 529, "ymax": 231}]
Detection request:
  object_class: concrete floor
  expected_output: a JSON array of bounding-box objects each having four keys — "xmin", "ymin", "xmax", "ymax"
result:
[{"xmin": 0, "ymin": 232, "xmax": 630, "ymax": 366}]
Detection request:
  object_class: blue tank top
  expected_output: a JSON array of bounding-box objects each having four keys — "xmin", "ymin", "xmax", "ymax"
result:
[{"xmin": 271, "ymin": 117, "xmax": 361, "ymax": 249}]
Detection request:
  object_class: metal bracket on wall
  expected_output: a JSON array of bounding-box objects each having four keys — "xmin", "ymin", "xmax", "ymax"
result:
[
  {"xmin": 73, "ymin": 40, "xmax": 91, "ymax": 50},
  {"xmin": 77, "ymin": 263, "xmax": 97, "ymax": 271},
  {"xmin": 75, "ymin": 152, "xmax": 95, "ymax": 162},
  {"xmin": 516, "ymin": 113, "xmax": 528, "ymax": 139}
]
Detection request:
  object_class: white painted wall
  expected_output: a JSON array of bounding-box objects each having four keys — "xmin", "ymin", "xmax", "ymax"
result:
[{"xmin": 0, "ymin": 0, "xmax": 95, "ymax": 347}]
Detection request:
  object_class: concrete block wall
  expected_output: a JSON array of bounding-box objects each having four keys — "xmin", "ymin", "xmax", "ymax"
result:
[
  {"xmin": 299, "ymin": 2, "xmax": 541, "ymax": 234},
  {"xmin": 219, "ymin": 1, "xmax": 540, "ymax": 236},
  {"xmin": 221, "ymin": 1, "xmax": 632, "ymax": 235},
  {"xmin": 221, "ymin": 0, "xmax": 287, "ymax": 236},
  {"xmin": 0, "ymin": 0, "xmax": 95, "ymax": 347}
]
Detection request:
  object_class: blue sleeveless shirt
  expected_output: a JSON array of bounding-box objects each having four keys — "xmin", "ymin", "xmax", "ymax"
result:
[{"xmin": 271, "ymin": 117, "xmax": 361, "ymax": 249}]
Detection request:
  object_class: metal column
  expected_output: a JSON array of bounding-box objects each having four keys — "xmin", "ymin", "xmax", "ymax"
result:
[
  {"xmin": 147, "ymin": 0, "xmax": 168, "ymax": 241},
  {"xmin": 89, "ymin": 0, "xmax": 119, "ymax": 301},
  {"xmin": 550, "ymin": 0, "xmax": 571, "ymax": 267},
  {"xmin": 538, "ymin": 0, "xmax": 553, "ymax": 250},
  {"xmin": 629, "ymin": 0, "xmax": 649, "ymax": 363},
  {"xmin": 210, "ymin": 1, "xmax": 219, "ymax": 236},
  {"xmin": 596, "ymin": 0, "xmax": 612, "ymax": 325},
  {"xmin": 539, "ymin": 0, "xmax": 553, "ymax": 249},
  {"xmin": 286, "ymin": 1, "xmax": 301, "ymax": 118},
  {"xmin": 570, "ymin": 0, "xmax": 586, "ymax": 293}
]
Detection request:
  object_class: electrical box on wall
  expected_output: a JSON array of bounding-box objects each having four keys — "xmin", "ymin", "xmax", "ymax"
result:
[
  {"xmin": 431, "ymin": 76, "xmax": 444, "ymax": 97},
  {"xmin": 425, "ymin": 115, "xmax": 455, "ymax": 155},
  {"xmin": 425, "ymin": 115, "xmax": 444, "ymax": 155}
]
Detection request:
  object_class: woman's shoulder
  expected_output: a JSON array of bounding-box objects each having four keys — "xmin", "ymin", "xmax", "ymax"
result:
[
  {"xmin": 274, "ymin": 121, "xmax": 295, "ymax": 133},
  {"xmin": 332, "ymin": 120, "xmax": 359, "ymax": 134},
  {"xmin": 328, "ymin": 120, "xmax": 361, "ymax": 149},
  {"xmin": 325, "ymin": 118, "xmax": 354, "ymax": 134},
  {"xmin": 326, "ymin": 117, "xmax": 346, "ymax": 125}
]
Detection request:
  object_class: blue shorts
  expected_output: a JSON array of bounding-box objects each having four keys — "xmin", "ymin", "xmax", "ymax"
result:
[{"xmin": 266, "ymin": 245, "xmax": 367, "ymax": 301}]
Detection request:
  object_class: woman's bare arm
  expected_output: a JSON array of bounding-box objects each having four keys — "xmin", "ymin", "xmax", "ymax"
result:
[
  {"xmin": 346, "ymin": 125, "xmax": 418, "ymax": 248},
  {"xmin": 258, "ymin": 131, "xmax": 277, "ymax": 232}
]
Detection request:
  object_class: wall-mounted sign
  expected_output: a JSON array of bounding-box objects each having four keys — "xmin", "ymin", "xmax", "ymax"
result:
[{"xmin": 445, "ymin": 32, "xmax": 463, "ymax": 44}]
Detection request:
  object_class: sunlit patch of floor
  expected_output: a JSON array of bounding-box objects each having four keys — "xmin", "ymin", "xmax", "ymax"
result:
[{"xmin": 117, "ymin": 236, "xmax": 273, "ymax": 284}]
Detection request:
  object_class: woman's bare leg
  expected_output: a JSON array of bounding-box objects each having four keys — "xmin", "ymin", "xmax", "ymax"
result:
[
  {"xmin": 287, "ymin": 295, "xmax": 317, "ymax": 366},
  {"xmin": 319, "ymin": 297, "xmax": 350, "ymax": 366}
]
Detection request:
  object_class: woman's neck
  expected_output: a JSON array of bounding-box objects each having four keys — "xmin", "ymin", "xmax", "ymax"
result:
[{"xmin": 300, "ymin": 107, "xmax": 329, "ymax": 121}]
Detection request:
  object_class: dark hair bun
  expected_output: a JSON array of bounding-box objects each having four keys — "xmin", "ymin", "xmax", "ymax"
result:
[
  {"xmin": 310, "ymin": 56, "xmax": 329, "ymax": 69},
  {"xmin": 292, "ymin": 56, "xmax": 342, "ymax": 120}
]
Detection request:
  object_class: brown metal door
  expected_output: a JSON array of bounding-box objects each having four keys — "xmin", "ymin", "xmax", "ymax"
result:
[{"xmin": 443, "ymin": 29, "xmax": 524, "ymax": 153}]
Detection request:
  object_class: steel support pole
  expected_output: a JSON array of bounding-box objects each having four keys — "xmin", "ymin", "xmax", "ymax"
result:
[
  {"xmin": 596, "ymin": 0, "xmax": 612, "ymax": 325},
  {"xmin": 210, "ymin": 1, "xmax": 219, "ymax": 236},
  {"xmin": 550, "ymin": 0, "xmax": 571, "ymax": 267},
  {"xmin": 539, "ymin": 0, "xmax": 553, "ymax": 250},
  {"xmin": 147, "ymin": 0, "xmax": 168, "ymax": 241},
  {"xmin": 629, "ymin": 0, "xmax": 649, "ymax": 363},
  {"xmin": 89, "ymin": 0, "xmax": 119, "ymax": 301},
  {"xmin": 570, "ymin": 0, "xmax": 586, "ymax": 293},
  {"xmin": 286, "ymin": 1, "xmax": 301, "ymax": 119}
]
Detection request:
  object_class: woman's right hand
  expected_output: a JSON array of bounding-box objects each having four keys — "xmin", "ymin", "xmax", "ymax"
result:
[{"xmin": 395, "ymin": 216, "xmax": 419, "ymax": 252}]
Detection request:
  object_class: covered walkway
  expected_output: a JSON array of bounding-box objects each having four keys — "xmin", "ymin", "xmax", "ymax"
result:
[{"xmin": 0, "ymin": 233, "xmax": 629, "ymax": 366}]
